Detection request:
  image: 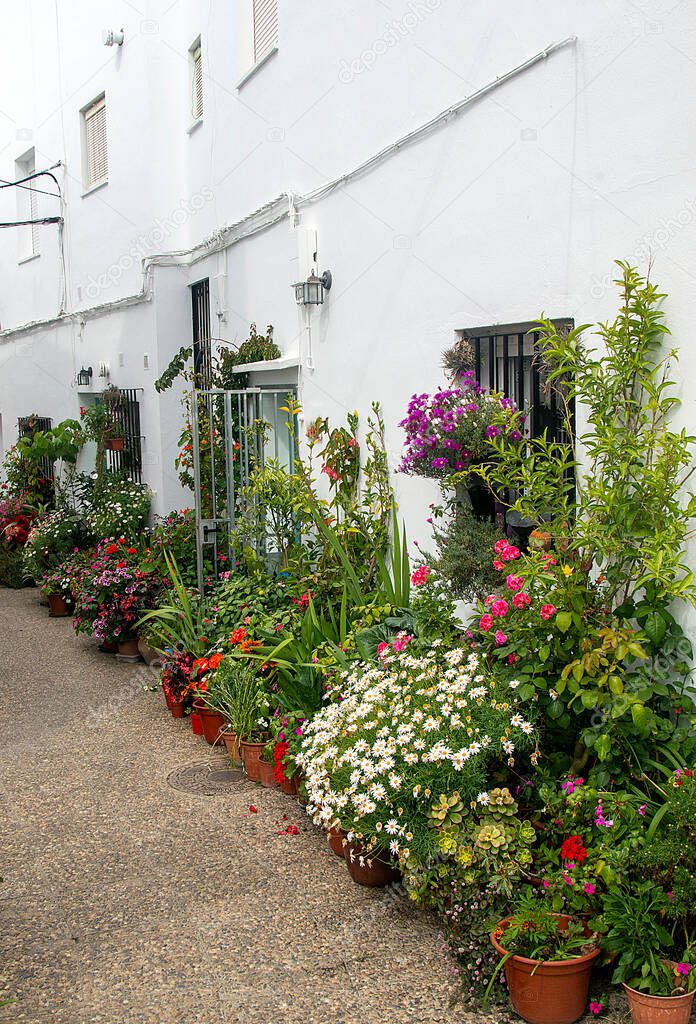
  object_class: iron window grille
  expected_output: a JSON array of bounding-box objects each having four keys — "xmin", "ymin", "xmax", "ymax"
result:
[
  {"xmin": 101, "ymin": 388, "xmax": 144, "ymax": 483},
  {"xmin": 454, "ymin": 319, "xmax": 575, "ymax": 446},
  {"xmin": 18, "ymin": 415, "xmax": 54, "ymax": 484},
  {"xmin": 192, "ymin": 278, "xmax": 212, "ymax": 388}
]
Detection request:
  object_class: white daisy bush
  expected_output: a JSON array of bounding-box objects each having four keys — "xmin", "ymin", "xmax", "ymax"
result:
[
  {"xmin": 86, "ymin": 477, "xmax": 151, "ymax": 543},
  {"xmin": 298, "ymin": 643, "xmax": 535, "ymax": 867}
]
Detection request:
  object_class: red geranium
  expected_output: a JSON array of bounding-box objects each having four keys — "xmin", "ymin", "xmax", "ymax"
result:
[
  {"xmin": 273, "ymin": 741, "xmax": 290, "ymax": 784},
  {"xmin": 560, "ymin": 835, "xmax": 588, "ymax": 864}
]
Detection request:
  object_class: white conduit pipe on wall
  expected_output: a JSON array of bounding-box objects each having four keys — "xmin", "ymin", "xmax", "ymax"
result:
[{"xmin": 0, "ymin": 36, "xmax": 576, "ymax": 342}]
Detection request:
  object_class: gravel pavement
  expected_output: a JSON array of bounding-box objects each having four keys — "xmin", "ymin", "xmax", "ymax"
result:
[{"xmin": 0, "ymin": 588, "xmax": 476, "ymax": 1024}]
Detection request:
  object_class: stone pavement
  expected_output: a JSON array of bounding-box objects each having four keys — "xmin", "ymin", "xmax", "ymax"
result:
[{"xmin": 0, "ymin": 588, "xmax": 471, "ymax": 1024}]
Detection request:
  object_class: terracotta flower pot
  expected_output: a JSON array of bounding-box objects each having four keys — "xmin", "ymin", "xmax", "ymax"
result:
[
  {"xmin": 257, "ymin": 758, "xmax": 277, "ymax": 788},
  {"xmin": 117, "ymin": 636, "xmax": 141, "ymax": 660},
  {"xmin": 47, "ymin": 594, "xmax": 71, "ymax": 617},
  {"xmin": 138, "ymin": 638, "xmax": 163, "ymax": 667},
  {"xmin": 192, "ymin": 698, "xmax": 226, "ymax": 745},
  {"xmin": 107, "ymin": 437, "xmax": 125, "ymax": 451},
  {"xmin": 240, "ymin": 740, "xmax": 267, "ymax": 782},
  {"xmin": 221, "ymin": 730, "xmax": 241, "ymax": 763},
  {"xmin": 328, "ymin": 827, "xmax": 346, "ymax": 858},
  {"xmin": 164, "ymin": 691, "xmax": 185, "ymax": 718},
  {"xmin": 624, "ymin": 985, "xmax": 696, "ymax": 1024},
  {"xmin": 98, "ymin": 641, "xmax": 119, "ymax": 654},
  {"xmin": 190, "ymin": 712, "xmax": 204, "ymax": 736},
  {"xmin": 278, "ymin": 775, "xmax": 295, "ymax": 795},
  {"xmin": 344, "ymin": 841, "xmax": 401, "ymax": 887},
  {"xmin": 490, "ymin": 915, "xmax": 600, "ymax": 1024}
]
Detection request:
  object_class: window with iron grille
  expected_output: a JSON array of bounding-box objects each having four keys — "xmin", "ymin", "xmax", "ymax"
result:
[
  {"xmin": 102, "ymin": 389, "xmax": 144, "ymax": 483},
  {"xmin": 190, "ymin": 38, "xmax": 203, "ymax": 121},
  {"xmin": 82, "ymin": 95, "xmax": 108, "ymax": 191},
  {"xmin": 191, "ymin": 279, "xmax": 212, "ymax": 388},
  {"xmin": 253, "ymin": 0, "xmax": 278, "ymax": 63},
  {"xmin": 18, "ymin": 415, "xmax": 54, "ymax": 484},
  {"xmin": 450, "ymin": 319, "xmax": 575, "ymax": 446}
]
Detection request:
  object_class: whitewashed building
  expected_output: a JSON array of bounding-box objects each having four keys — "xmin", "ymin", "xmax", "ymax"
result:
[{"xmin": 0, "ymin": 0, "xmax": 695, "ymax": 569}]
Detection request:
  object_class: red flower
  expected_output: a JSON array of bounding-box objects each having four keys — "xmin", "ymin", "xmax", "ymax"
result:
[
  {"xmin": 106, "ymin": 543, "xmax": 119, "ymax": 555},
  {"xmin": 248, "ymin": 804, "xmax": 258, "ymax": 813},
  {"xmin": 127, "ymin": 547, "xmax": 137, "ymax": 555},
  {"xmin": 561, "ymin": 835, "xmax": 587, "ymax": 864},
  {"xmin": 273, "ymin": 740, "xmax": 290, "ymax": 784},
  {"xmin": 208, "ymin": 653, "xmax": 223, "ymax": 670},
  {"xmin": 230, "ymin": 628, "xmax": 247, "ymax": 645}
]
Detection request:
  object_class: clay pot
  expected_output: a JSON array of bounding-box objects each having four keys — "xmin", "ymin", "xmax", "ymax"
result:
[
  {"xmin": 99, "ymin": 641, "xmax": 119, "ymax": 654},
  {"xmin": 192, "ymin": 698, "xmax": 226, "ymax": 745},
  {"xmin": 164, "ymin": 691, "xmax": 185, "ymax": 718},
  {"xmin": 257, "ymin": 758, "xmax": 277, "ymax": 788},
  {"xmin": 278, "ymin": 775, "xmax": 295, "ymax": 795},
  {"xmin": 624, "ymin": 985, "xmax": 696, "ymax": 1024},
  {"xmin": 117, "ymin": 636, "xmax": 141, "ymax": 660},
  {"xmin": 221, "ymin": 730, "xmax": 241, "ymax": 763},
  {"xmin": 328, "ymin": 827, "xmax": 346, "ymax": 858},
  {"xmin": 47, "ymin": 593, "xmax": 71, "ymax": 617},
  {"xmin": 240, "ymin": 740, "xmax": 267, "ymax": 782},
  {"xmin": 490, "ymin": 915, "xmax": 600, "ymax": 1024},
  {"xmin": 190, "ymin": 712, "xmax": 204, "ymax": 736},
  {"xmin": 344, "ymin": 841, "xmax": 401, "ymax": 887},
  {"xmin": 138, "ymin": 638, "xmax": 163, "ymax": 667},
  {"xmin": 106, "ymin": 437, "xmax": 125, "ymax": 451}
]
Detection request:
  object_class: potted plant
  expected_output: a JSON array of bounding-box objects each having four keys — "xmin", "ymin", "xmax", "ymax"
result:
[
  {"xmin": 195, "ymin": 654, "xmax": 246, "ymax": 759},
  {"xmin": 40, "ymin": 565, "xmax": 75, "ymax": 617},
  {"xmin": 223, "ymin": 663, "xmax": 268, "ymax": 781},
  {"xmin": 160, "ymin": 650, "xmax": 196, "ymax": 718},
  {"xmin": 602, "ymin": 882, "xmax": 696, "ymax": 1024},
  {"xmin": 488, "ymin": 892, "xmax": 600, "ymax": 1024},
  {"xmin": 190, "ymin": 653, "xmax": 227, "ymax": 745}
]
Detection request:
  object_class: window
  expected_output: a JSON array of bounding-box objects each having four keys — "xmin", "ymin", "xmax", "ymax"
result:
[
  {"xmin": 191, "ymin": 279, "xmax": 212, "ymax": 387},
  {"xmin": 253, "ymin": 0, "xmax": 278, "ymax": 63},
  {"xmin": 15, "ymin": 149, "xmax": 39, "ymax": 261},
  {"xmin": 190, "ymin": 38, "xmax": 203, "ymax": 122},
  {"xmin": 453, "ymin": 320, "xmax": 574, "ymax": 445},
  {"xmin": 82, "ymin": 95, "xmax": 108, "ymax": 191},
  {"xmin": 102, "ymin": 389, "xmax": 144, "ymax": 483}
]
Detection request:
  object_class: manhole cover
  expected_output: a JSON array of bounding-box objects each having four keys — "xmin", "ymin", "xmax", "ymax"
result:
[{"xmin": 166, "ymin": 761, "xmax": 245, "ymax": 796}]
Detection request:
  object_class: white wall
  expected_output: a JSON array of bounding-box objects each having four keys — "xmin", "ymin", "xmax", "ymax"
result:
[{"xmin": 1, "ymin": 0, "xmax": 696, "ymax": 630}]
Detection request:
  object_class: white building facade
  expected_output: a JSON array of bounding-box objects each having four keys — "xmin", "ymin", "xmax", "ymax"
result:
[{"xmin": 0, "ymin": 0, "xmax": 695, "ymax": 588}]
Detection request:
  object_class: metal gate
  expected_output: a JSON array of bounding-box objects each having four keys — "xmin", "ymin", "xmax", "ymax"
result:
[{"xmin": 191, "ymin": 387, "xmax": 297, "ymax": 592}]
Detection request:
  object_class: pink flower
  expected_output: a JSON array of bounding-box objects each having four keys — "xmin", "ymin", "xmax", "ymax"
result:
[
  {"xmin": 493, "ymin": 560, "xmax": 505, "ymax": 572},
  {"xmin": 411, "ymin": 565, "xmax": 431, "ymax": 587},
  {"xmin": 542, "ymin": 880, "xmax": 550, "ymax": 890},
  {"xmin": 507, "ymin": 653, "xmax": 518, "ymax": 665},
  {"xmin": 584, "ymin": 883, "xmax": 596, "ymax": 895},
  {"xmin": 676, "ymin": 963, "xmax": 691, "ymax": 976},
  {"xmin": 513, "ymin": 591, "xmax": 531, "ymax": 609},
  {"xmin": 588, "ymin": 1002, "xmax": 602, "ymax": 1016},
  {"xmin": 540, "ymin": 603, "xmax": 556, "ymax": 620},
  {"xmin": 479, "ymin": 614, "xmax": 494, "ymax": 631},
  {"xmin": 494, "ymin": 630, "xmax": 508, "ymax": 646},
  {"xmin": 506, "ymin": 574, "xmax": 524, "ymax": 592},
  {"xmin": 490, "ymin": 598, "xmax": 509, "ymax": 618},
  {"xmin": 377, "ymin": 642, "xmax": 390, "ymax": 660}
]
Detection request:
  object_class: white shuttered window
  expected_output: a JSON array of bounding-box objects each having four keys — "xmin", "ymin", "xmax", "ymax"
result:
[
  {"xmin": 253, "ymin": 0, "xmax": 278, "ymax": 63},
  {"xmin": 191, "ymin": 41, "xmax": 203, "ymax": 120},
  {"xmin": 84, "ymin": 96, "xmax": 108, "ymax": 190}
]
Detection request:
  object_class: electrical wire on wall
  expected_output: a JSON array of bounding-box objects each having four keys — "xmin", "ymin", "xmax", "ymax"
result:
[{"xmin": 0, "ymin": 163, "xmax": 68, "ymax": 313}]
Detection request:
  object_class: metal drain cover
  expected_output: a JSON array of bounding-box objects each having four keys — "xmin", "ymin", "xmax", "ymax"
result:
[{"xmin": 167, "ymin": 761, "xmax": 245, "ymax": 796}]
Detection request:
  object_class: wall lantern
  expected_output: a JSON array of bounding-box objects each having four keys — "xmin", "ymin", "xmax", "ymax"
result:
[
  {"xmin": 77, "ymin": 366, "xmax": 93, "ymax": 386},
  {"xmin": 293, "ymin": 269, "xmax": 332, "ymax": 306}
]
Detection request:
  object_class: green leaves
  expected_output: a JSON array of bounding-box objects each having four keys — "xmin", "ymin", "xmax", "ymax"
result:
[{"xmin": 555, "ymin": 611, "xmax": 572, "ymax": 633}]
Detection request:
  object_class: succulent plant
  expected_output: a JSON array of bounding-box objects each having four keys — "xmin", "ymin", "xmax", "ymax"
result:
[
  {"xmin": 474, "ymin": 822, "xmax": 512, "ymax": 853},
  {"xmin": 487, "ymin": 787, "xmax": 517, "ymax": 817},
  {"xmin": 428, "ymin": 791, "xmax": 464, "ymax": 830},
  {"xmin": 437, "ymin": 829, "xmax": 459, "ymax": 856}
]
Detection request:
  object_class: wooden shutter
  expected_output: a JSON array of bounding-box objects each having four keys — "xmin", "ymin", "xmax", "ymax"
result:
[
  {"xmin": 253, "ymin": 0, "xmax": 278, "ymax": 62},
  {"xmin": 192, "ymin": 44, "xmax": 203, "ymax": 119},
  {"xmin": 85, "ymin": 97, "xmax": 108, "ymax": 189}
]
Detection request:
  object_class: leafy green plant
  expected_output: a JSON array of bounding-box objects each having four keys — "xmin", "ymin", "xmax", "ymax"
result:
[{"xmin": 137, "ymin": 551, "xmax": 211, "ymax": 657}]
